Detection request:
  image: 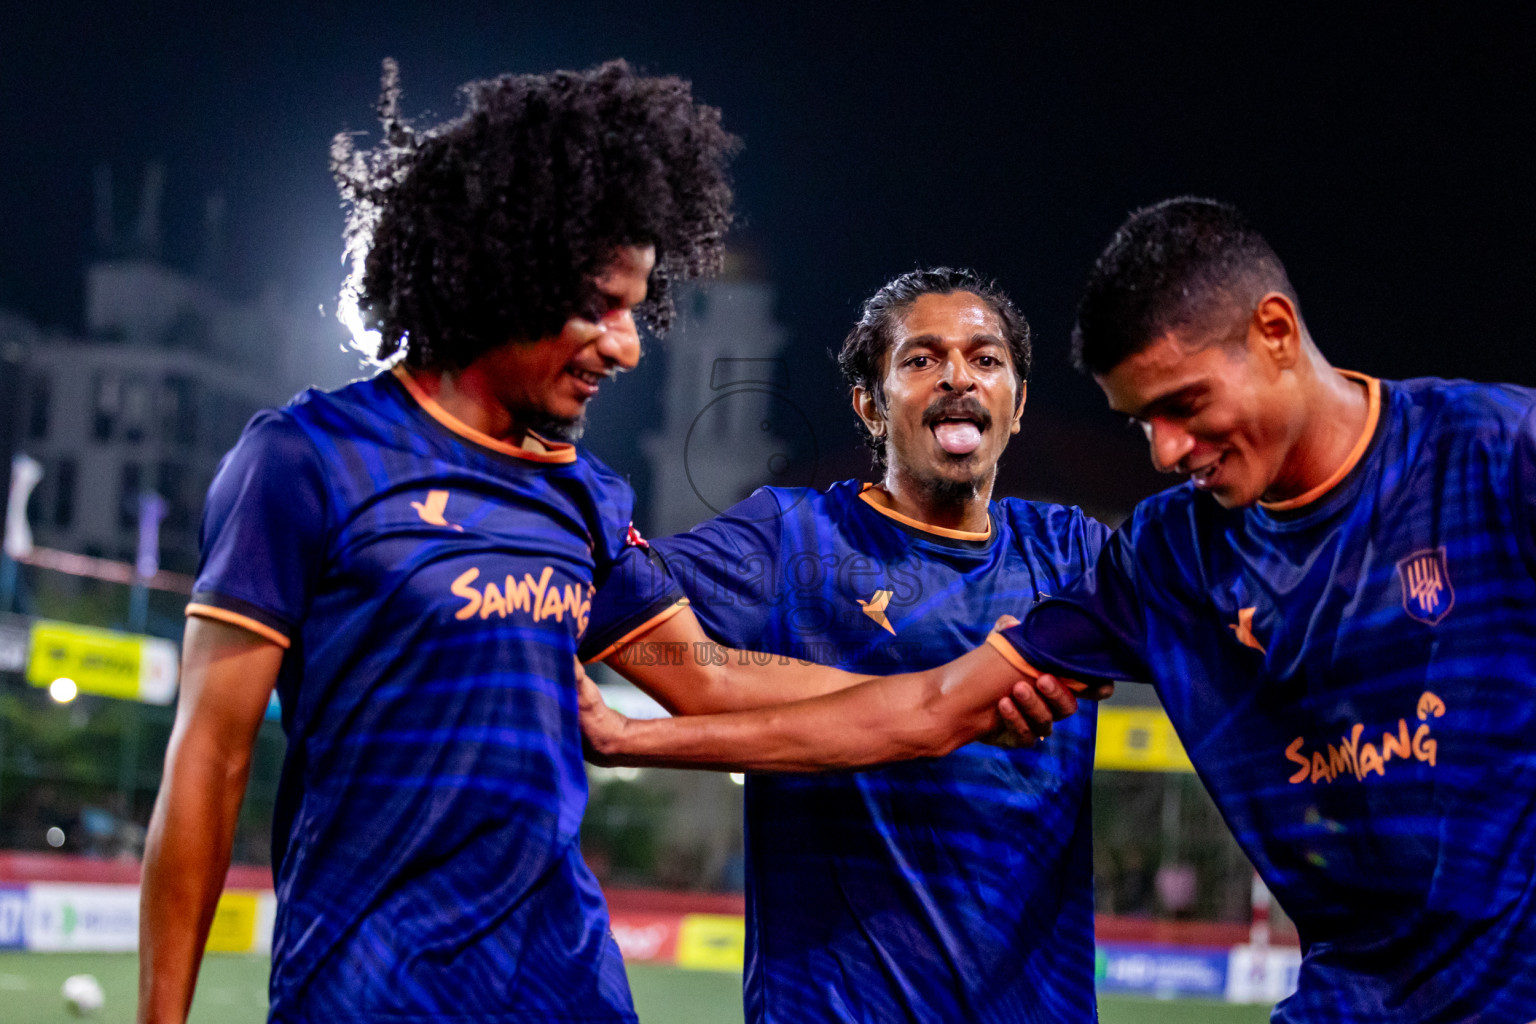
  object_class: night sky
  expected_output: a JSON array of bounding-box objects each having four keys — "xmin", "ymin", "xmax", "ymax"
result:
[{"xmin": 5, "ymin": 3, "xmax": 1534, "ymax": 512}]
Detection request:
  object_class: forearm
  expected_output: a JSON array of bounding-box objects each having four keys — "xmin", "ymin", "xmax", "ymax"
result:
[
  {"xmin": 592, "ymin": 647, "xmax": 1013, "ymax": 771},
  {"xmin": 137, "ymin": 732, "xmax": 253, "ymax": 1023},
  {"xmin": 603, "ymin": 607, "xmax": 867, "ymax": 715},
  {"xmin": 689, "ymin": 647, "xmax": 867, "ymax": 713}
]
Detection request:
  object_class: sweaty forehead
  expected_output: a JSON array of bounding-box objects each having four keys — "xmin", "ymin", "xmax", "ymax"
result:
[{"xmin": 896, "ymin": 291, "xmax": 1004, "ymax": 344}]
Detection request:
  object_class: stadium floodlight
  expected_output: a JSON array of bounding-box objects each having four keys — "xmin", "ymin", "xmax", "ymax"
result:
[{"xmin": 49, "ymin": 677, "xmax": 79, "ymax": 703}]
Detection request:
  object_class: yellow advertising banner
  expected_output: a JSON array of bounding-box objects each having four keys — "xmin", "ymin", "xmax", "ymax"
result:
[
  {"xmin": 25, "ymin": 619, "xmax": 178, "ymax": 704},
  {"xmin": 205, "ymin": 891, "xmax": 260, "ymax": 953},
  {"xmin": 1094, "ymin": 707, "xmax": 1195, "ymax": 773},
  {"xmin": 675, "ymin": 913, "xmax": 746, "ymax": 972}
]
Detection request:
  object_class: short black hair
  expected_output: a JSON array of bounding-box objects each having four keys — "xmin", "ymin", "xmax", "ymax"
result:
[
  {"xmin": 1072, "ymin": 197, "xmax": 1297, "ymax": 376},
  {"xmin": 838, "ymin": 267, "xmax": 1031, "ymax": 472},
  {"xmin": 332, "ymin": 58, "xmax": 739, "ymax": 369}
]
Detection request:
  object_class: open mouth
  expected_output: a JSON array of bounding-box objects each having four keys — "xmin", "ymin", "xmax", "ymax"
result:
[
  {"xmin": 1188, "ymin": 453, "xmax": 1225, "ymax": 489},
  {"xmin": 930, "ymin": 415, "xmax": 987, "ymax": 456},
  {"xmin": 566, "ymin": 367, "xmax": 608, "ymax": 399}
]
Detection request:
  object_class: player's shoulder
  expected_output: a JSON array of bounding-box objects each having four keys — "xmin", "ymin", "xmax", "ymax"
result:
[
  {"xmin": 1115, "ymin": 479, "xmax": 1199, "ymax": 531},
  {"xmin": 260, "ymin": 371, "xmax": 403, "ymax": 442},
  {"xmin": 1389, "ymin": 375, "xmax": 1536, "ymax": 435},
  {"xmin": 224, "ymin": 399, "xmax": 324, "ymax": 468},
  {"xmin": 572, "ymin": 445, "xmax": 629, "ymax": 489},
  {"xmin": 563, "ymin": 447, "xmax": 643, "ymax": 532},
  {"xmin": 991, "ymin": 496, "xmax": 1105, "ymax": 538},
  {"xmin": 738, "ymin": 480, "xmax": 868, "ymax": 522}
]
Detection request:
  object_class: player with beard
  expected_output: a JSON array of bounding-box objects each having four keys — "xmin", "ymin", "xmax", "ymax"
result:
[
  {"xmin": 584, "ymin": 199, "xmax": 1536, "ymax": 1023},
  {"xmin": 138, "ymin": 62, "xmax": 1074, "ymax": 1024},
  {"xmin": 595, "ymin": 268, "xmax": 1106, "ymax": 1022}
]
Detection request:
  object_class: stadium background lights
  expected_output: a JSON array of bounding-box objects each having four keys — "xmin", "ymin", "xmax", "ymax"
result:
[{"xmin": 49, "ymin": 677, "xmax": 79, "ymax": 703}]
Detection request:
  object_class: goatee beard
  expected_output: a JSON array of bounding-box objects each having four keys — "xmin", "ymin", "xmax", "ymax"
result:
[
  {"xmin": 527, "ymin": 410, "xmax": 587, "ymax": 442},
  {"xmin": 921, "ymin": 473, "xmax": 982, "ymax": 509}
]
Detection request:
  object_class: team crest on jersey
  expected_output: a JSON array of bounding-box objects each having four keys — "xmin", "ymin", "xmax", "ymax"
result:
[
  {"xmin": 1397, "ymin": 548, "xmax": 1454, "ymax": 625},
  {"xmin": 625, "ymin": 522, "xmax": 650, "ymax": 549}
]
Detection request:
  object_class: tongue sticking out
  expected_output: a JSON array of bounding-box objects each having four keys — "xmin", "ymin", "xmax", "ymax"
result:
[{"xmin": 933, "ymin": 421, "xmax": 982, "ymax": 455}]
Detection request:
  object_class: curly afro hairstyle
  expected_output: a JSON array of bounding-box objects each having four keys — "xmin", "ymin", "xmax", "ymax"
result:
[
  {"xmin": 332, "ymin": 58, "xmax": 740, "ymax": 369},
  {"xmin": 838, "ymin": 267, "xmax": 1031, "ymax": 472}
]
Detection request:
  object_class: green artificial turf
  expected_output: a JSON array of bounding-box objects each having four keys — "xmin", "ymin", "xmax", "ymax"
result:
[{"xmin": 0, "ymin": 952, "xmax": 1276, "ymax": 1023}]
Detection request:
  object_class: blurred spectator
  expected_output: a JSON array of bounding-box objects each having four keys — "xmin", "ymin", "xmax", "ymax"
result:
[{"xmin": 1156, "ymin": 861, "xmax": 1198, "ymax": 919}]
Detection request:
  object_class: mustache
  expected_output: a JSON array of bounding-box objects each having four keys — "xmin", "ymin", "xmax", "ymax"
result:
[{"xmin": 921, "ymin": 396, "xmax": 992, "ymax": 431}]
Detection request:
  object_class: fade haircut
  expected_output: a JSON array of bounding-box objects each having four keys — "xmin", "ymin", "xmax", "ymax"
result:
[
  {"xmin": 332, "ymin": 59, "xmax": 739, "ymax": 369},
  {"xmin": 838, "ymin": 267, "xmax": 1031, "ymax": 472},
  {"xmin": 1072, "ymin": 197, "xmax": 1297, "ymax": 376}
]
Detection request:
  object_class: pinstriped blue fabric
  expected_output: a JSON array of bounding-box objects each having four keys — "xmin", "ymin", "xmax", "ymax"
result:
[
  {"xmin": 192, "ymin": 372, "xmax": 680, "ymax": 1023},
  {"xmin": 1003, "ymin": 378, "xmax": 1536, "ymax": 1023},
  {"xmin": 650, "ymin": 482, "xmax": 1107, "ymax": 1023}
]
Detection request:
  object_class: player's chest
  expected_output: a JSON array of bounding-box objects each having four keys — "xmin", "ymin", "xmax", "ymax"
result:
[
  {"xmin": 323, "ymin": 478, "xmax": 601, "ymax": 636},
  {"xmin": 1202, "ymin": 484, "xmax": 1528, "ymax": 679},
  {"xmin": 1173, "ymin": 482, "xmax": 1535, "ymax": 786},
  {"xmin": 762, "ymin": 543, "xmax": 1038, "ymax": 662}
]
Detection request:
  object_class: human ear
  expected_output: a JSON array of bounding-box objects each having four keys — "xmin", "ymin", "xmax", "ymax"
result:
[
  {"xmin": 1010, "ymin": 381, "xmax": 1027, "ymax": 435},
  {"xmin": 852, "ymin": 385, "xmax": 885, "ymax": 439},
  {"xmin": 1252, "ymin": 292, "xmax": 1302, "ymax": 370}
]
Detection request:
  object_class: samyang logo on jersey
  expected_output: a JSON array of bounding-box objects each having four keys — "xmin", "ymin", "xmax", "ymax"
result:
[
  {"xmin": 1284, "ymin": 690, "xmax": 1444, "ymax": 786},
  {"xmin": 451, "ymin": 566, "xmax": 592, "ymax": 635},
  {"xmin": 1397, "ymin": 548, "xmax": 1453, "ymax": 624}
]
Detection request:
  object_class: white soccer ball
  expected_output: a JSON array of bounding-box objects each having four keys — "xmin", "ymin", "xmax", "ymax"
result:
[{"xmin": 61, "ymin": 973, "xmax": 105, "ymax": 1015}]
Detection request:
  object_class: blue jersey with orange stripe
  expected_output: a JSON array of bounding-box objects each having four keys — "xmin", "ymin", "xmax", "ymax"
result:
[
  {"xmin": 997, "ymin": 375, "xmax": 1536, "ymax": 1023},
  {"xmin": 641, "ymin": 481, "xmax": 1105, "ymax": 1024},
  {"xmin": 190, "ymin": 368, "xmax": 681, "ymax": 1023}
]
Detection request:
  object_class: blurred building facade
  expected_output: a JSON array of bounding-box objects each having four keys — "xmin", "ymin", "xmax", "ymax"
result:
[
  {"xmin": 643, "ymin": 255, "xmax": 803, "ymax": 536},
  {"xmin": 0, "ymin": 164, "xmax": 353, "ymax": 576}
]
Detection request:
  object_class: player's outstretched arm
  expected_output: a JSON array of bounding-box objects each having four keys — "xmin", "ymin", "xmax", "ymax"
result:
[
  {"xmin": 138, "ymin": 618, "xmax": 282, "ymax": 1024},
  {"xmin": 599, "ymin": 605, "xmax": 868, "ymax": 714},
  {"xmin": 581, "ymin": 641, "xmax": 1084, "ymax": 772}
]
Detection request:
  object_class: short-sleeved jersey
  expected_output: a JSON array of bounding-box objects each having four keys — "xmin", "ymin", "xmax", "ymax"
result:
[
  {"xmin": 996, "ymin": 375, "xmax": 1536, "ymax": 1023},
  {"xmin": 627, "ymin": 481, "xmax": 1106, "ymax": 1023},
  {"xmin": 189, "ymin": 368, "xmax": 682, "ymax": 1024}
]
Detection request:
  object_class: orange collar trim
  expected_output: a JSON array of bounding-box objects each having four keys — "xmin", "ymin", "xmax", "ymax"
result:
[
  {"xmin": 393, "ymin": 366, "xmax": 578, "ymax": 464},
  {"xmin": 1259, "ymin": 370, "xmax": 1379, "ymax": 512},
  {"xmin": 858, "ymin": 484, "xmax": 993, "ymax": 541}
]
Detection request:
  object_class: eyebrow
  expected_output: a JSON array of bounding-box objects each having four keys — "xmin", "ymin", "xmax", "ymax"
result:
[
  {"xmin": 893, "ymin": 332, "xmax": 1007, "ymax": 356},
  {"xmin": 1122, "ymin": 381, "xmax": 1208, "ymax": 421}
]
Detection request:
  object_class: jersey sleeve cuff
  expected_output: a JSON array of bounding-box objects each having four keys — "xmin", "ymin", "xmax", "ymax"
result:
[
  {"xmin": 582, "ymin": 598, "xmax": 691, "ymax": 664},
  {"xmin": 186, "ymin": 592, "xmax": 293, "ymax": 649},
  {"xmin": 986, "ymin": 630, "xmax": 1040, "ymax": 678}
]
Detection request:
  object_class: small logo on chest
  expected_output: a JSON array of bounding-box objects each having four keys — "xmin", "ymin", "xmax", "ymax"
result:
[
  {"xmin": 1397, "ymin": 548, "xmax": 1454, "ymax": 625},
  {"xmin": 857, "ymin": 590, "xmax": 897, "ymax": 635},
  {"xmin": 411, "ymin": 490, "xmax": 463, "ymax": 531},
  {"xmin": 1229, "ymin": 606, "xmax": 1266, "ymax": 654}
]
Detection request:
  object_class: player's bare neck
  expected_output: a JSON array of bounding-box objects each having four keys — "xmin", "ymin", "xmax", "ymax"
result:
[
  {"xmin": 871, "ymin": 471, "xmax": 993, "ymax": 535},
  {"xmin": 1267, "ymin": 356, "xmax": 1372, "ymax": 506},
  {"xmin": 413, "ymin": 364, "xmax": 529, "ymax": 446}
]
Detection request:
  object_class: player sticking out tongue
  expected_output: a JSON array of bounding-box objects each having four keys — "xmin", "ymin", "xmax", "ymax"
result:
[{"xmin": 927, "ymin": 397, "xmax": 990, "ymax": 456}]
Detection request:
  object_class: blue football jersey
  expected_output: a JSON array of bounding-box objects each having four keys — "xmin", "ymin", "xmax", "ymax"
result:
[
  {"xmin": 189, "ymin": 368, "xmax": 682, "ymax": 1023},
  {"xmin": 637, "ymin": 481, "xmax": 1106, "ymax": 1024},
  {"xmin": 997, "ymin": 375, "xmax": 1536, "ymax": 1023}
]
